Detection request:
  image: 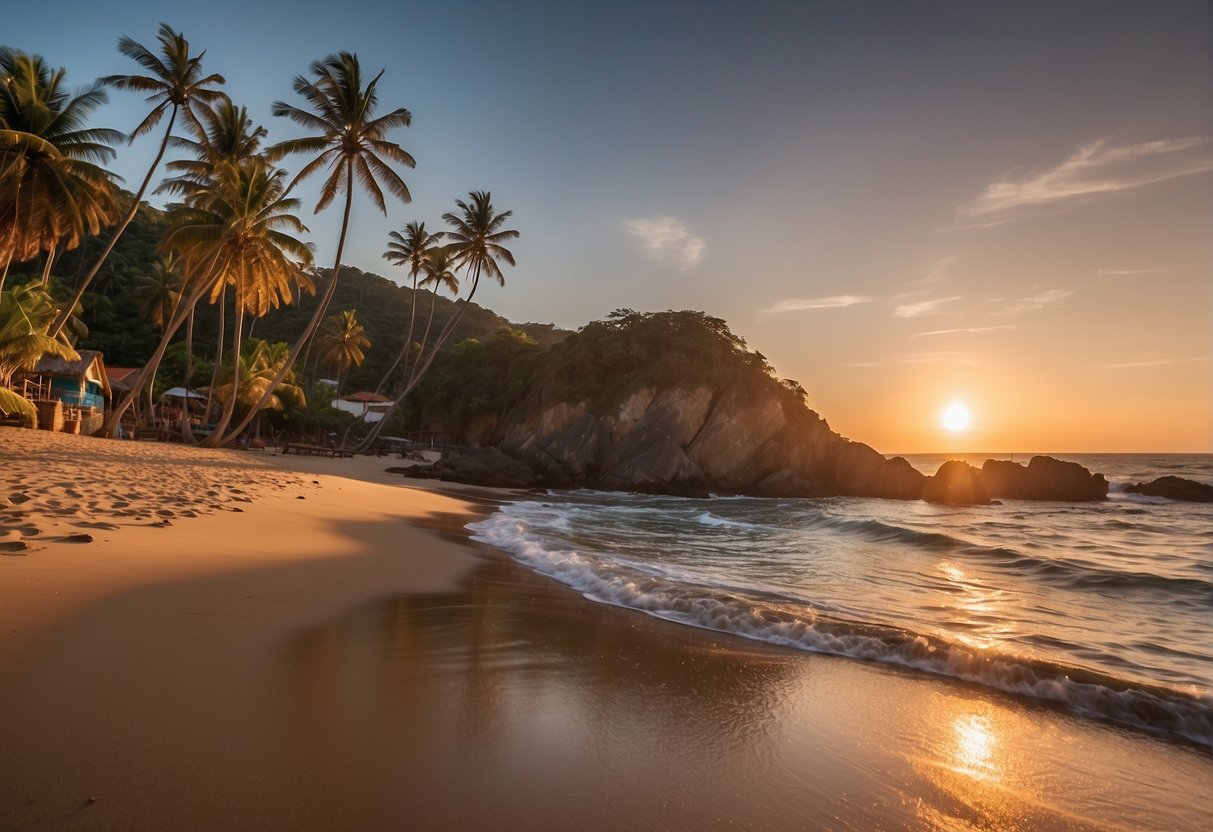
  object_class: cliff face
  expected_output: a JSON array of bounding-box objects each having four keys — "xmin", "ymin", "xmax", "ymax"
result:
[{"xmin": 490, "ymin": 381, "xmax": 924, "ymax": 499}]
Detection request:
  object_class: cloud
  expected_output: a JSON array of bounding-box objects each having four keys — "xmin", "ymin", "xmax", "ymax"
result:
[
  {"xmin": 999, "ymin": 288, "xmax": 1072, "ymax": 315},
  {"xmin": 894, "ymin": 296, "xmax": 961, "ymax": 318},
  {"xmin": 1097, "ymin": 356, "xmax": 1209, "ymax": 370},
  {"xmin": 843, "ymin": 351, "xmax": 977, "ymax": 367},
  {"xmin": 958, "ymin": 137, "xmax": 1213, "ymax": 219},
  {"xmin": 762, "ymin": 295, "xmax": 872, "ymax": 314},
  {"xmin": 622, "ymin": 216, "xmax": 705, "ymax": 270},
  {"xmin": 914, "ymin": 325, "xmax": 1018, "ymax": 337},
  {"xmin": 1097, "ymin": 268, "xmax": 1155, "ymax": 276}
]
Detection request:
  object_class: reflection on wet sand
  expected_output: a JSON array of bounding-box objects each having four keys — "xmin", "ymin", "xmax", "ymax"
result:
[{"xmin": 273, "ymin": 553, "xmax": 1213, "ymax": 831}]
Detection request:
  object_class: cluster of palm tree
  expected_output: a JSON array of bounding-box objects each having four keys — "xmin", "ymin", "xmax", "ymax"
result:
[{"xmin": 0, "ymin": 23, "xmax": 519, "ymax": 448}]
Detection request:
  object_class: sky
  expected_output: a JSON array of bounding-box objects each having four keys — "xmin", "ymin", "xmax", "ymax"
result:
[{"xmin": 6, "ymin": 0, "xmax": 1211, "ymax": 452}]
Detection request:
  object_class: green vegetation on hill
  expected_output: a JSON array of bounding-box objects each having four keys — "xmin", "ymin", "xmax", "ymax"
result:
[{"xmin": 416, "ymin": 309, "xmax": 819, "ymax": 439}]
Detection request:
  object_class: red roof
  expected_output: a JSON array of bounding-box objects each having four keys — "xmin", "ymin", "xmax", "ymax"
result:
[
  {"xmin": 342, "ymin": 391, "xmax": 390, "ymax": 403},
  {"xmin": 106, "ymin": 367, "xmax": 140, "ymax": 383}
]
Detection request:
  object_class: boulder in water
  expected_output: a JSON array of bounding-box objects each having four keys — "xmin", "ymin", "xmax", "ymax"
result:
[
  {"xmin": 923, "ymin": 460, "xmax": 991, "ymax": 505},
  {"xmin": 1125, "ymin": 476, "xmax": 1213, "ymax": 503},
  {"xmin": 981, "ymin": 456, "xmax": 1107, "ymax": 501}
]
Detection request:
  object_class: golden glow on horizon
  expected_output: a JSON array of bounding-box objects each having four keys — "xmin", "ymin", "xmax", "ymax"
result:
[{"xmin": 942, "ymin": 403, "xmax": 971, "ymax": 433}]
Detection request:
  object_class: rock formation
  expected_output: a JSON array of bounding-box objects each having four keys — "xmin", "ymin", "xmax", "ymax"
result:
[
  {"xmin": 981, "ymin": 456, "xmax": 1108, "ymax": 501},
  {"xmin": 923, "ymin": 460, "xmax": 991, "ymax": 505},
  {"xmin": 1124, "ymin": 476, "xmax": 1213, "ymax": 502},
  {"xmin": 402, "ymin": 310, "xmax": 1112, "ymax": 503}
]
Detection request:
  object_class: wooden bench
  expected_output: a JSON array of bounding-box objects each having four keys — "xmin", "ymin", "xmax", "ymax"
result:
[{"xmin": 281, "ymin": 442, "xmax": 354, "ymax": 458}]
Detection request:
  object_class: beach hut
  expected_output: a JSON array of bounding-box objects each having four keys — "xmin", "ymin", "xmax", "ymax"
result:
[{"xmin": 19, "ymin": 350, "xmax": 112, "ymax": 434}]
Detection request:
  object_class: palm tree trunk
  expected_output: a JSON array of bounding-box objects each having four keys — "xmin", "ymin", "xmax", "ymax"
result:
[
  {"xmin": 357, "ymin": 264, "xmax": 482, "ymax": 451},
  {"xmin": 203, "ymin": 284, "xmax": 227, "ymax": 423},
  {"xmin": 180, "ymin": 307, "xmax": 195, "ymax": 442},
  {"xmin": 220, "ymin": 160, "xmax": 355, "ymax": 445},
  {"xmin": 373, "ymin": 272, "xmax": 420, "ymax": 395},
  {"xmin": 49, "ymin": 105, "xmax": 179, "ymax": 338},
  {"xmin": 0, "ymin": 250, "xmax": 12, "ymax": 295},
  {"xmin": 202, "ymin": 301, "xmax": 243, "ymax": 447},
  {"xmin": 104, "ymin": 250, "xmax": 223, "ymax": 437},
  {"xmin": 40, "ymin": 242, "xmax": 56, "ymax": 287}
]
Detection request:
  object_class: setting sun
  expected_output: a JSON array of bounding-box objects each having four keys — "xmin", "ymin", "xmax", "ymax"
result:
[{"xmin": 942, "ymin": 403, "xmax": 971, "ymax": 432}]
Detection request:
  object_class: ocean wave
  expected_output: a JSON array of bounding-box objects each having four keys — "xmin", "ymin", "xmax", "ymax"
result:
[
  {"xmin": 789, "ymin": 509, "xmax": 1211, "ymax": 597},
  {"xmin": 469, "ymin": 510, "xmax": 1213, "ymax": 748}
]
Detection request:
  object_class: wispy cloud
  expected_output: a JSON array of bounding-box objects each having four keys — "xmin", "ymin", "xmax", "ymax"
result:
[
  {"xmin": 998, "ymin": 288, "xmax": 1072, "ymax": 315},
  {"xmin": 894, "ymin": 296, "xmax": 961, "ymax": 318},
  {"xmin": 958, "ymin": 137, "xmax": 1213, "ymax": 220},
  {"xmin": 1097, "ymin": 268, "xmax": 1155, "ymax": 276},
  {"xmin": 622, "ymin": 216, "xmax": 705, "ymax": 270},
  {"xmin": 762, "ymin": 295, "xmax": 872, "ymax": 314},
  {"xmin": 914, "ymin": 325, "xmax": 1018, "ymax": 337},
  {"xmin": 844, "ymin": 351, "xmax": 977, "ymax": 367},
  {"xmin": 1097, "ymin": 356, "xmax": 1210, "ymax": 370}
]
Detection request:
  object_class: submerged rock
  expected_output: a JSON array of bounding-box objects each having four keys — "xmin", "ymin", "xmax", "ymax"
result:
[{"xmin": 1125, "ymin": 476, "xmax": 1213, "ymax": 503}]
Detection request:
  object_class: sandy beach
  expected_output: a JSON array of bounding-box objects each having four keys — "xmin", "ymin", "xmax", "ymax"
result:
[{"xmin": 1, "ymin": 428, "xmax": 1210, "ymax": 831}]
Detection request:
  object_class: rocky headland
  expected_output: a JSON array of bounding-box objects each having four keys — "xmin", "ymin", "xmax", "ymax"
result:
[{"xmin": 401, "ymin": 310, "xmax": 1116, "ymax": 504}]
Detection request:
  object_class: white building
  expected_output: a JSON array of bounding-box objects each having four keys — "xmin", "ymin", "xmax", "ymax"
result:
[{"xmin": 331, "ymin": 391, "xmax": 391, "ymax": 422}]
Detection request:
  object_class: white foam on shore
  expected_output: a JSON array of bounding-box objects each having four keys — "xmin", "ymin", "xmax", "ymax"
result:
[{"xmin": 468, "ymin": 504, "xmax": 1213, "ymax": 748}]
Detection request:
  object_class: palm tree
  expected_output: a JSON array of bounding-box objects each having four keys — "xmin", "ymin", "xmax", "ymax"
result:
[
  {"xmin": 224, "ymin": 51, "xmax": 414, "ymax": 444},
  {"xmin": 104, "ymin": 158, "xmax": 313, "ymax": 441},
  {"xmin": 178, "ymin": 160, "xmax": 313, "ymax": 446},
  {"xmin": 376, "ymin": 220, "xmax": 437, "ymax": 392},
  {"xmin": 212, "ymin": 339, "xmax": 305, "ymax": 433},
  {"xmin": 382, "ymin": 242, "xmax": 459, "ymax": 395},
  {"xmin": 128, "ymin": 255, "xmax": 183, "ymax": 421},
  {"xmin": 316, "ymin": 309, "xmax": 370, "ymax": 395},
  {"xmin": 0, "ymin": 283, "xmax": 77, "ymax": 421},
  {"xmin": 49, "ymin": 24, "xmax": 225, "ymax": 337},
  {"xmin": 358, "ymin": 191, "xmax": 517, "ymax": 450},
  {"xmin": 160, "ymin": 97, "xmax": 265, "ymax": 189},
  {"xmin": 0, "ymin": 50, "xmax": 121, "ymax": 294},
  {"xmin": 157, "ymin": 96, "xmax": 267, "ymax": 424}
]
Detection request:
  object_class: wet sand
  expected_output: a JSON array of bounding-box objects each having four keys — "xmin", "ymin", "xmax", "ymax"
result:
[{"xmin": 1, "ymin": 428, "xmax": 1209, "ymax": 830}]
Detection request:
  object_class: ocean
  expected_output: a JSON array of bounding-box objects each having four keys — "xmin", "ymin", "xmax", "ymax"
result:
[{"xmin": 469, "ymin": 453, "xmax": 1213, "ymax": 749}]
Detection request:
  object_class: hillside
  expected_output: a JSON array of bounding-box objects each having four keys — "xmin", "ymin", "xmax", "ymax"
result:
[{"xmin": 5, "ymin": 200, "xmax": 567, "ymax": 389}]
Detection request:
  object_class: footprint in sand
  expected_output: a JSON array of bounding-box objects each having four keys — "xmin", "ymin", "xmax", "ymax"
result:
[
  {"xmin": 155, "ymin": 509, "xmax": 175, "ymax": 518},
  {"xmin": 55, "ymin": 533, "xmax": 94, "ymax": 543},
  {"xmin": 9, "ymin": 493, "xmax": 30, "ymax": 505},
  {"xmin": 1, "ymin": 540, "xmax": 31, "ymax": 555},
  {"xmin": 72, "ymin": 521, "xmax": 121, "ymax": 531}
]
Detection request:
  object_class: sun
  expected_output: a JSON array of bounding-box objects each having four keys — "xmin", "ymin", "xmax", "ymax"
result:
[{"xmin": 942, "ymin": 403, "xmax": 971, "ymax": 432}]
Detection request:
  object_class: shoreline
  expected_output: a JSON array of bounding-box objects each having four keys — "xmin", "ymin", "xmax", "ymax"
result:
[{"xmin": 2, "ymin": 429, "xmax": 1210, "ymax": 830}]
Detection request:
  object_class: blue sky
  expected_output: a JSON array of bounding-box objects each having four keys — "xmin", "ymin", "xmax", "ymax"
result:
[{"xmin": 6, "ymin": 0, "xmax": 1211, "ymax": 450}]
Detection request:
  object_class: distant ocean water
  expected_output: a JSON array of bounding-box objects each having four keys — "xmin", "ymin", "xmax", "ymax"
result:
[{"xmin": 469, "ymin": 454, "xmax": 1213, "ymax": 747}]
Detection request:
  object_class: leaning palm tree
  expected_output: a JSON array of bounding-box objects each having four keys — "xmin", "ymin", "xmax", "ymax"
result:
[
  {"xmin": 358, "ymin": 191, "xmax": 517, "ymax": 450},
  {"xmin": 48, "ymin": 24, "xmax": 225, "ymax": 337},
  {"xmin": 183, "ymin": 161, "xmax": 314, "ymax": 446},
  {"xmin": 224, "ymin": 51, "xmax": 414, "ymax": 444},
  {"xmin": 157, "ymin": 97, "xmax": 267, "ymax": 423},
  {"xmin": 375, "ymin": 220, "xmax": 437, "ymax": 393},
  {"xmin": 128, "ymin": 255, "xmax": 183, "ymax": 421},
  {"xmin": 316, "ymin": 309, "xmax": 370, "ymax": 395},
  {"xmin": 0, "ymin": 49, "xmax": 121, "ymax": 294},
  {"xmin": 104, "ymin": 158, "xmax": 313, "ymax": 441},
  {"xmin": 376, "ymin": 241, "xmax": 460, "ymax": 396}
]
